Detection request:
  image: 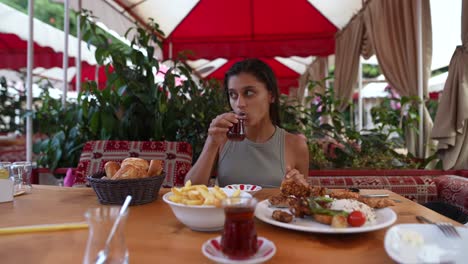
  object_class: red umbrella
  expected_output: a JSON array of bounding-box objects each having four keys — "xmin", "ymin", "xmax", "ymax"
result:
[
  {"xmin": 162, "ymin": 0, "xmax": 337, "ymax": 60},
  {"xmin": 207, "ymin": 58, "xmax": 300, "ymax": 94}
]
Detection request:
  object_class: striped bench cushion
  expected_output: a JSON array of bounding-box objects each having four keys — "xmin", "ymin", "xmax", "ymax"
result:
[{"xmin": 307, "ymin": 175, "xmax": 438, "ymax": 204}]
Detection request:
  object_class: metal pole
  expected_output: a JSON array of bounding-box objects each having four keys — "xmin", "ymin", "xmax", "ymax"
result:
[
  {"xmin": 95, "ymin": 65, "xmax": 99, "ymax": 85},
  {"xmin": 26, "ymin": 0, "xmax": 34, "ymax": 163},
  {"xmin": 417, "ymin": 0, "xmax": 424, "ymax": 157},
  {"xmin": 324, "ymin": 57, "xmax": 329, "ymax": 90},
  {"xmin": 62, "ymin": 0, "xmax": 70, "ymax": 106},
  {"xmin": 76, "ymin": 0, "xmax": 82, "ymax": 93},
  {"xmin": 358, "ymin": 57, "xmax": 363, "ymax": 131}
]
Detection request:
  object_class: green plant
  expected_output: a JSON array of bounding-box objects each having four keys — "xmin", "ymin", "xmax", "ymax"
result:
[
  {"xmin": 327, "ymin": 64, "xmax": 381, "ymax": 79},
  {"xmin": 370, "ymin": 95, "xmax": 421, "ymax": 143},
  {"xmin": 79, "ymin": 12, "xmax": 228, "ymax": 154},
  {"xmin": 0, "ymin": 76, "xmax": 27, "ymax": 134},
  {"xmin": 31, "ymin": 80, "xmax": 88, "ymax": 171},
  {"xmin": 426, "ymin": 99, "xmax": 438, "ymax": 120},
  {"xmin": 278, "ymin": 78, "xmax": 427, "ymax": 169},
  {"xmin": 33, "ymin": 12, "xmax": 228, "ymax": 170}
]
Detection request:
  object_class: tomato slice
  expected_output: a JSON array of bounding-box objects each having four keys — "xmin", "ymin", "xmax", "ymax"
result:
[{"xmin": 347, "ymin": 210, "xmax": 366, "ymax": 227}]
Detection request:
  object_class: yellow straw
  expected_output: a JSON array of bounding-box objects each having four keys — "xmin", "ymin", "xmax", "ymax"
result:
[{"xmin": 0, "ymin": 222, "xmax": 88, "ymax": 235}]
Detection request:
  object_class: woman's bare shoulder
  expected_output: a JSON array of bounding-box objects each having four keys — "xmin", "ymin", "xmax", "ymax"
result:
[{"xmin": 284, "ymin": 131, "xmax": 309, "ymax": 153}]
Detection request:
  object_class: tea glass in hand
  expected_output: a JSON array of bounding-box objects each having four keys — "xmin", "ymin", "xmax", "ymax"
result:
[
  {"xmin": 10, "ymin": 161, "xmax": 32, "ymax": 193},
  {"xmin": 227, "ymin": 113, "xmax": 246, "ymax": 141},
  {"xmin": 83, "ymin": 207, "xmax": 129, "ymax": 264},
  {"xmin": 220, "ymin": 197, "xmax": 258, "ymax": 260}
]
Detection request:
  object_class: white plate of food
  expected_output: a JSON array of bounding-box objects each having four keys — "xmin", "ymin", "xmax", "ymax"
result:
[
  {"xmin": 384, "ymin": 224, "xmax": 468, "ymax": 264},
  {"xmin": 254, "ymin": 199, "xmax": 397, "ymax": 234}
]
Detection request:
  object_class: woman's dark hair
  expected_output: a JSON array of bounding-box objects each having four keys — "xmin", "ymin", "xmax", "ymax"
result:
[{"xmin": 223, "ymin": 58, "xmax": 281, "ymax": 127}]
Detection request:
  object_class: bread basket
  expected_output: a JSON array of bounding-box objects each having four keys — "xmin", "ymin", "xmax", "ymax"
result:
[{"xmin": 87, "ymin": 171, "xmax": 165, "ymax": 206}]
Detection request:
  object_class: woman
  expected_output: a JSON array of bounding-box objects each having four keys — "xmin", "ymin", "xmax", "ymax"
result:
[{"xmin": 185, "ymin": 58, "xmax": 309, "ymax": 186}]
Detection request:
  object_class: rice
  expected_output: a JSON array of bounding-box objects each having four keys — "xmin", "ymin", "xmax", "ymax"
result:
[{"xmin": 329, "ymin": 199, "xmax": 377, "ymax": 225}]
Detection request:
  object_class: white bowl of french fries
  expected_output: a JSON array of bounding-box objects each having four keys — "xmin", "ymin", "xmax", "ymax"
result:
[{"xmin": 163, "ymin": 180, "xmax": 252, "ymax": 232}]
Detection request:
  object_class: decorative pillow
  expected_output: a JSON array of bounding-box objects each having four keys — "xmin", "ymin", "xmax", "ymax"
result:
[
  {"xmin": 73, "ymin": 140, "xmax": 192, "ymax": 187},
  {"xmin": 434, "ymin": 175, "xmax": 468, "ymax": 214}
]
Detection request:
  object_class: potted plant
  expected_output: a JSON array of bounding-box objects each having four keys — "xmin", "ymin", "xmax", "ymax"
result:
[
  {"xmin": 32, "ymin": 13, "xmax": 228, "ymax": 173},
  {"xmin": 279, "ymin": 78, "xmax": 438, "ymax": 170}
]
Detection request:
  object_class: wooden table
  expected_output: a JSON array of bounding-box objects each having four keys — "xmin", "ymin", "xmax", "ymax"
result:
[{"xmin": 0, "ymin": 185, "xmax": 462, "ymax": 264}]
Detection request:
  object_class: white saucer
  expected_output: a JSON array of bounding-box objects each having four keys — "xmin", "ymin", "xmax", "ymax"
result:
[{"xmin": 201, "ymin": 236, "xmax": 276, "ymax": 264}]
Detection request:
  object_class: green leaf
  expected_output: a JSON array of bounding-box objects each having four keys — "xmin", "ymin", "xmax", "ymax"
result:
[{"xmin": 90, "ymin": 112, "xmax": 100, "ymax": 133}]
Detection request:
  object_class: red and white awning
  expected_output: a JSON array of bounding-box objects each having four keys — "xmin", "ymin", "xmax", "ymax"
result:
[{"xmin": 0, "ymin": 2, "xmax": 96, "ymax": 70}]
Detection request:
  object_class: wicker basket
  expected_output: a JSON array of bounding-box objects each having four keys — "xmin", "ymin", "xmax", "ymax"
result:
[{"xmin": 87, "ymin": 171, "xmax": 165, "ymax": 206}]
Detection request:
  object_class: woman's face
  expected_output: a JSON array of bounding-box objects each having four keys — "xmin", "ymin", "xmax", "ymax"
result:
[{"xmin": 227, "ymin": 72, "xmax": 273, "ymax": 127}]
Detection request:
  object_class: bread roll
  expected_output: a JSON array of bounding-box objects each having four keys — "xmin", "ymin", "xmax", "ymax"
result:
[
  {"xmin": 121, "ymin": 158, "xmax": 149, "ymax": 172},
  {"xmin": 147, "ymin": 160, "xmax": 163, "ymax": 176},
  {"xmin": 112, "ymin": 164, "xmax": 147, "ymax": 180},
  {"xmin": 104, "ymin": 161, "xmax": 120, "ymax": 178}
]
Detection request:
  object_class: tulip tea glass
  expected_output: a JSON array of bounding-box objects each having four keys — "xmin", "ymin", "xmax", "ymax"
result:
[
  {"xmin": 220, "ymin": 197, "xmax": 258, "ymax": 260},
  {"xmin": 227, "ymin": 113, "xmax": 246, "ymax": 141},
  {"xmin": 10, "ymin": 161, "xmax": 32, "ymax": 193},
  {"xmin": 83, "ymin": 207, "xmax": 129, "ymax": 264}
]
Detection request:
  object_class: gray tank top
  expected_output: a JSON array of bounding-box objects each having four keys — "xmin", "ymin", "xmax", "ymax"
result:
[{"xmin": 217, "ymin": 127, "xmax": 286, "ymax": 187}]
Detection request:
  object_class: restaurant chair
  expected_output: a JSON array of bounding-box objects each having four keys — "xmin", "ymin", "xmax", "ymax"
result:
[
  {"xmin": 66, "ymin": 140, "xmax": 192, "ymax": 188},
  {"xmin": 433, "ymin": 175, "xmax": 468, "ymax": 217}
]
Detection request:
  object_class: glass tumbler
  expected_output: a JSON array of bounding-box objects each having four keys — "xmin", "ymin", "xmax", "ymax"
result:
[
  {"xmin": 11, "ymin": 161, "xmax": 32, "ymax": 193},
  {"xmin": 220, "ymin": 197, "xmax": 258, "ymax": 260},
  {"xmin": 83, "ymin": 207, "xmax": 129, "ymax": 264},
  {"xmin": 0, "ymin": 162, "xmax": 11, "ymax": 180}
]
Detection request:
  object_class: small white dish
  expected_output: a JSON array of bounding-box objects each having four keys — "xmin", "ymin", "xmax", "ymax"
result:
[
  {"xmin": 202, "ymin": 236, "xmax": 276, "ymax": 264},
  {"xmin": 384, "ymin": 224, "xmax": 468, "ymax": 264},
  {"xmin": 225, "ymin": 184, "xmax": 262, "ymax": 196}
]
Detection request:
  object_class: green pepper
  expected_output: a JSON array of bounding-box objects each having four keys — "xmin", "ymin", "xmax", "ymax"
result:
[
  {"xmin": 313, "ymin": 196, "xmax": 334, "ymax": 203},
  {"xmin": 307, "ymin": 198, "xmax": 349, "ymax": 217}
]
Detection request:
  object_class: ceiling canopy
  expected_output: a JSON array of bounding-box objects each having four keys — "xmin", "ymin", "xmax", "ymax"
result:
[
  {"xmin": 58, "ymin": 0, "xmax": 365, "ymax": 60},
  {"xmin": 161, "ymin": 0, "xmax": 337, "ymax": 59}
]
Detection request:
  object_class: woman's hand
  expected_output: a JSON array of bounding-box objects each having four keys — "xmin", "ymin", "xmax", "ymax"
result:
[
  {"xmin": 284, "ymin": 167, "xmax": 303, "ymax": 179},
  {"xmin": 207, "ymin": 112, "xmax": 239, "ymax": 146}
]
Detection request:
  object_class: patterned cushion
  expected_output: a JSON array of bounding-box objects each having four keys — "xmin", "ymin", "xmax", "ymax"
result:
[
  {"xmin": 0, "ymin": 135, "xmax": 44, "ymax": 162},
  {"xmin": 0, "ymin": 144, "xmax": 27, "ymax": 162},
  {"xmin": 307, "ymin": 175, "xmax": 438, "ymax": 204},
  {"xmin": 73, "ymin": 140, "xmax": 192, "ymax": 187},
  {"xmin": 434, "ymin": 175, "xmax": 468, "ymax": 214}
]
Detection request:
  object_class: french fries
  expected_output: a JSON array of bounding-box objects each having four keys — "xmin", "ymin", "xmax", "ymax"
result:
[{"xmin": 168, "ymin": 180, "xmax": 241, "ymax": 206}]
